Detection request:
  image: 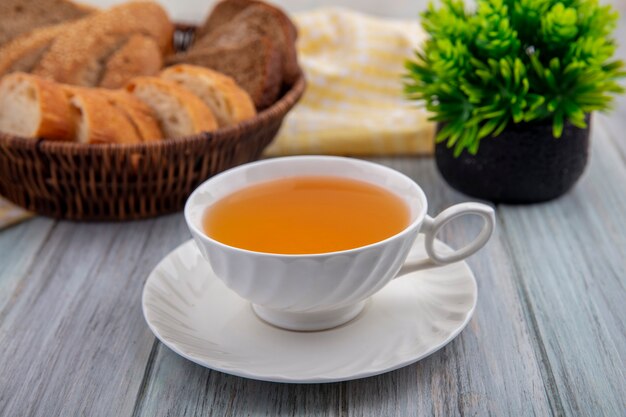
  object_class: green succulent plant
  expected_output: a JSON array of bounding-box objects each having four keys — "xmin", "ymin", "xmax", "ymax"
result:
[{"xmin": 404, "ymin": 0, "xmax": 625, "ymax": 156}]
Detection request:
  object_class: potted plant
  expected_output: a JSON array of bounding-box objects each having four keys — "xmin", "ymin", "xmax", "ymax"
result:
[{"xmin": 405, "ymin": 0, "xmax": 624, "ymax": 203}]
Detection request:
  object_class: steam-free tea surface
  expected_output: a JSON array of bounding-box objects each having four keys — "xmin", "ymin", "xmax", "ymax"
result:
[{"xmin": 203, "ymin": 176, "xmax": 410, "ymax": 254}]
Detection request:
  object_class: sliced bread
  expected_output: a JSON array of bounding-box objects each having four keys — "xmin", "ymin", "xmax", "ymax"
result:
[
  {"xmin": 160, "ymin": 65, "xmax": 256, "ymax": 127},
  {"xmin": 65, "ymin": 87, "xmax": 142, "ymax": 144},
  {"xmin": 99, "ymin": 35, "xmax": 163, "ymax": 89},
  {"xmin": 194, "ymin": 3, "xmax": 299, "ymax": 85},
  {"xmin": 33, "ymin": 2, "xmax": 173, "ymax": 87},
  {"xmin": 168, "ymin": 35, "xmax": 282, "ymax": 110},
  {"xmin": 103, "ymin": 90, "xmax": 163, "ymax": 142},
  {"xmin": 125, "ymin": 77, "xmax": 218, "ymax": 138},
  {"xmin": 0, "ymin": 72, "xmax": 74, "ymax": 140},
  {"xmin": 0, "ymin": 0, "xmax": 94, "ymax": 47}
]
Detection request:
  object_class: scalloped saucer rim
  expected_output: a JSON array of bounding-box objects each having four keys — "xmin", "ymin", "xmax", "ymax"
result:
[{"xmin": 142, "ymin": 238, "xmax": 477, "ymax": 383}]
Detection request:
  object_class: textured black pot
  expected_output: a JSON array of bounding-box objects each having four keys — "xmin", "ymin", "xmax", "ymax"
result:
[{"xmin": 435, "ymin": 117, "xmax": 590, "ymax": 203}]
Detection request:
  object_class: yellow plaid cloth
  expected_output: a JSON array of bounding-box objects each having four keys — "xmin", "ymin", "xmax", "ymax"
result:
[
  {"xmin": 264, "ymin": 7, "xmax": 434, "ymax": 156},
  {"xmin": 0, "ymin": 198, "xmax": 32, "ymax": 229}
]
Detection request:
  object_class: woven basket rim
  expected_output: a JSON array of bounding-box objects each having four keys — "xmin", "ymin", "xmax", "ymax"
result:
[{"xmin": 0, "ymin": 72, "xmax": 306, "ymax": 154}]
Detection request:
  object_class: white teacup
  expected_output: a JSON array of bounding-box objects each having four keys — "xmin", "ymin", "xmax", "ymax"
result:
[{"xmin": 185, "ymin": 156, "xmax": 495, "ymax": 331}]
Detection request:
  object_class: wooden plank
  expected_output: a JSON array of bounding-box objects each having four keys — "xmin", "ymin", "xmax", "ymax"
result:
[
  {"xmin": 342, "ymin": 158, "xmax": 553, "ymax": 417},
  {"xmin": 132, "ymin": 157, "xmax": 552, "ymax": 417},
  {"xmin": 0, "ymin": 1, "xmax": 623, "ymax": 415},
  {"xmin": 0, "ymin": 214, "xmax": 189, "ymax": 417},
  {"xmin": 597, "ymin": 106, "xmax": 626, "ymax": 162},
  {"xmin": 596, "ymin": 0, "xmax": 626, "ymax": 161},
  {"xmin": 0, "ymin": 217, "xmax": 55, "ymax": 314},
  {"xmin": 133, "ymin": 345, "xmax": 342, "ymax": 417},
  {"xmin": 497, "ymin": 124, "xmax": 626, "ymax": 416}
]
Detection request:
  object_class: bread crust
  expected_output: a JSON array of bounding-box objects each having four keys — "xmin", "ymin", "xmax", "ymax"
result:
[
  {"xmin": 167, "ymin": 35, "xmax": 282, "ymax": 110},
  {"xmin": 125, "ymin": 76, "xmax": 218, "ymax": 136},
  {"xmin": 0, "ymin": 72, "xmax": 74, "ymax": 141},
  {"xmin": 160, "ymin": 64, "xmax": 256, "ymax": 127},
  {"xmin": 198, "ymin": 0, "xmax": 297, "ymax": 41},
  {"xmin": 103, "ymin": 90, "xmax": 163, "ymax": 142},
  {"xmin": 34, "ymin": 2, "xmax": 173, "ymax": 86},
  {"xmin": 99, "ymin": 34, "xmax": 163, "ymax": 89},
  {"xmin": 65, "ymin": 86, "xmax": 142, "ymax": 144},
  {"xmin": 0, "ymin": 0, "xmax": 94, "ymax": 46},
  {"xmin": 196, "ymin": 0, "xmax": 298, "ymax": 84},
  {"xmin": 0, "ymin": 24, "xmax": 66, "ymax": 77}
]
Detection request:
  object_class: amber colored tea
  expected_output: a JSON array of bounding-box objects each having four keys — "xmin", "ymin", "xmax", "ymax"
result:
[{"xmin": 202, "ymin": 176, "xmax": 411, "ymax": 254}]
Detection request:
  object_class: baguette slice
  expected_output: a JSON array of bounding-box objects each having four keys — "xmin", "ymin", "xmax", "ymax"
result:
[
  {"xmin": 0, "ymin": 72, "xmax": 74, "ymax": 141},
  {"xmin": 99, "ymin": 35, "xmax": 163, "ymax": 89},
  {"xmin": 0, "ymin": 24, "xmax": 66, "ymax": 77},
  {"xmin": 195, "ymin": 3, "xmax": 298, "ymax": 85},
  {"xmin": 160, "ymin": 65, "xmax": 256, "ymax": 127},
  {"xmin": 125, "ymin": 77, "xmax": 218, "ymax": 138},
  {"xmin": 168, "ymin": 35, "xmax": 282, "ymax": 110},
  {"xmin": 0, "ymin": 0, "xmax": 94, "ymax": 46},
  {"xmin": 34, "ymin": 2, "xmax": 173, "ymax": 86},
  {"xmin": 103, "ymin": 90, "xmax": 163, "ymax": 142},
  {"xmin": 65, "ymin": 87, "xmax": 142, "ymax": 144}
]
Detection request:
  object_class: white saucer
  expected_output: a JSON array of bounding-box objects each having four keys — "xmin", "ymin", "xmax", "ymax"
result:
[{"xmin": 142, "ymin": 238, "xmax": 477, "ymax": 383}]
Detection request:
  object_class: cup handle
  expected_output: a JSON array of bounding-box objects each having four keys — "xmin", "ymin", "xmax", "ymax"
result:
[{"xmin": 396, "ymin": 202, "xmax": 495, "ymax": 276}]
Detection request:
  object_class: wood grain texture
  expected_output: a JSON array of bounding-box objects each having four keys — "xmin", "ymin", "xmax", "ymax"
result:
[
  {"xmin": 0, "ymin": 131, "xmax": 624, "ymax": 417},
  {"xmin": 130, "ymin": 157, "xmax": 552, "ymax": 417},
  {"xmin": 133, "ymin": 345, "xmax": 342, "ymax": 417},
  {"xmin": 1, "ymin": 1, "xmax": 625, "ymax": 416},
  {"xmin": 497, "ymin": 126, "xmax": 626, "ymax": 417},
  {"xmin": 342, "ymin": 159, "xmax": 552, "ymax": 417},
  {"xmin": 0, "ymin": 214, "xmax": 189, "ymax": 417},
  {"xmin": 0, "ymin": 218, "xmax": 55, "ymax": 314},
  {"xmin": 597, "ymin": 0, "xmax": 626, "ymax": 161}
]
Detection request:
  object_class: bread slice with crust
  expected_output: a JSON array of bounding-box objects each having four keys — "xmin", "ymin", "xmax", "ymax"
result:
[
  {"xmin": 195, "ymin": 3, "xmax": 299, "ymax": 85},
  {"xmin": 0, "ymin": 0, "xmax": 94, "ymax": 47},
  {"xmin": 125, "ymin": 77, "xmax": 218, "ymax": 138},
  {"xmin": 0, "ymin": 72, "xmax": 74, "ymax": 141},
  {"xmin": 99, "ymin": 35, "xmax": 163, "ymax": 89},
  {"xmin": 160, "ymin": 64, "xmax": 256, "ymax": 127},
  {"xmin": 102, "ymin": 90, "xmax": 163, "ymax": 142},
  {"xmin": 65, "ymin": 87, "xmax": 142, "ymax": 144},
  {"xmin": 167, "ymin": 35, "xmax": 282, "ymax": 110},
  {"xmin": 33, "ymin": 2, "xmax": 173, "ymax": 87}
]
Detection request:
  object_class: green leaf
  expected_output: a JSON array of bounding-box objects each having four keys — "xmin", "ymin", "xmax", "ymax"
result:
[
  {"xmin": 547, "ymin": 98, "xmax": 559, "ymax": 112},
  {"xmin": 493, "ymin": 117, "xmax": 510, "ymax": 136},
  {"xmin": 512, "ymin": 103, "xmax": 524, "ymax": 123},
  {"xmin": 435, "ymin": 123, "xmax": 457, "ymax": 143},
  {"xmin": 544, "ymin": 69, "xmax": 558, "ymax": 90},
  {"xmin": 477, "ymin": 117, "xmax": 502, "ymax": 139},
  {"xmin": 526, "ymin": 94, "xmax": 545, "ymax": 110},
  {"xmin": 563, "ymin": 101, "xmax": 586, "ymax": 126},
  {"xmin": 553, "ymin": 110, "xmax": 564, "ymax": 138}
]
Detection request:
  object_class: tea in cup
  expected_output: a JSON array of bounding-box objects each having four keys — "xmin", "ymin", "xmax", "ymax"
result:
[{"xmin": 185, "ymin": 156, "xmax": 495, "ymax": 331}]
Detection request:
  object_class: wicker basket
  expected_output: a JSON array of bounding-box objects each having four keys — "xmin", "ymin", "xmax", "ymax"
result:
[{"xmin": 0, "ymin": 28, "xmax": 305, "ymax": 221}]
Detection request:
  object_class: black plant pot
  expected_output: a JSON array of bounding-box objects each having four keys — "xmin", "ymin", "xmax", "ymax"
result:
[{"xmin": 435, "ymin": 117, "xmax": 591, "ymax": 204}]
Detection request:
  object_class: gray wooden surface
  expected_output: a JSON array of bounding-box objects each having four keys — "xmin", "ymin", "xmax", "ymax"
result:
[{"xmin": 1, "ymin": 1, "xmax": 626, "ymax": 416}]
